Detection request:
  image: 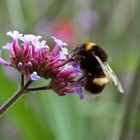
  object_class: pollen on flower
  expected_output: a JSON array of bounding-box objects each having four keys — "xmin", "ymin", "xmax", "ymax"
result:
[{"xmin": 0, "ymin": 31, "xmax": 85, "ymax": 99}]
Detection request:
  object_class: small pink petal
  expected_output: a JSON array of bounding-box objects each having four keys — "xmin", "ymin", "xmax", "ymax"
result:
[
  {"xmin": 24, "ymin": 42, "xmax": 30, "ymax": 55},
  {"xmin": 0, "ymin": 57, "xmax": 10, "ymax": 66},
  {"xmin": 3, "ymin": 43, "xmax": 14, "ymax": 54},
  {"xmin": 32, "ymin": 44, "xmax": 36, "ymax": 58},
  {"xmin": 13, "ymin": 40, "xmax": 19, "ymax": 54}
]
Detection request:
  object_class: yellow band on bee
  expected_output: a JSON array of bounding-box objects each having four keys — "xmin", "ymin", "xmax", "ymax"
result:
[
  {"xmin": 92, "ymin": 77, "xmax": 108, "ymax": 86},
  {"xmin": 85, "ymin": 43, "xmax": 96, "ymax": 51}
]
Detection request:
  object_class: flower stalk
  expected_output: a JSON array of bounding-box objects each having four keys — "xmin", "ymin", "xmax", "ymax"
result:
[
  {"xmin": 0, "ymin": 74, "xmax": 53, "ymax": 116},
  {"xmin": 0, "ymin": 76, "xmax": 32, "ymax": 116},
  {"xmin": 0, "ymin": 89, "xmax": 24, "ymax": 116},
  {"xmin": 0, "ymin": 31, "xmax": 85, "ymax": 116}
]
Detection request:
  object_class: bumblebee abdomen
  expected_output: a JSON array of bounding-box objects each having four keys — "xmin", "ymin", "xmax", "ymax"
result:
[
  {"xmin": 85, "ymin": 82, "xmax": 105, "ymax": 93},
  {"xmin": 84, "ymin": 76, "xmax": 108, "ymax": 94}
]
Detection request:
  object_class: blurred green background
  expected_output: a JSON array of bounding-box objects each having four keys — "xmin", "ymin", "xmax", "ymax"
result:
[{"xmin": 0, "ymin": 0, "xmax": 140, "ymax": 140}]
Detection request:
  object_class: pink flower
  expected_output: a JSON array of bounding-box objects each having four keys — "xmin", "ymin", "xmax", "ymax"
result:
[{"xmin": 0, "ymin": 31, "xmax": 84, "ymax": 99}]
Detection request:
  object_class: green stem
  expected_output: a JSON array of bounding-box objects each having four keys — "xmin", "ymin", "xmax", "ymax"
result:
[
  {"xmin": 24, "ymin": 80, "xmax": 32, "ymax": 89},
  {"xmin": 26, "ymin": 85, "xmax": 51, "ymax": 92},
  {"xmin": 21, "ymin": 74, "xmax": 24, "ymax": 87},
  {"xmin": 0, "ymin": 79, "xmax": 32, "ymax": 116},
  {"xmin": 0, "ymin": 79, "xmax": 52, "ymax": 116},
  {"xmin": 0, "ymin": 89, "xmax": 24, "ymax": 116}
]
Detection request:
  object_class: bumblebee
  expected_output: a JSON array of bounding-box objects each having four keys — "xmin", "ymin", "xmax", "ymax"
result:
[{"xmin": 70, "ymin": 43, "xmax": 124, "ymax": 94}]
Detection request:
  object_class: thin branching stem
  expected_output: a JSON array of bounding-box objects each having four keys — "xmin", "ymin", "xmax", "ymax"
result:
[
  {"xmin": 0, "ymin": 78, "xmax": 53, "ymax": 116},
  {"xmin": 0, "ymin": 79, "xmax": 32, "ymax": 116},
  {"xmin": 23, "ymin": 80, "xmax": 32, "ymax": 89},
  {"xmin": 21, "ymin": 74, "xmax": 24, "ymax": 87},
  {"xmin": 0, "ymin": 89, "xmax": 24, "ymax": 116},
  {"xmin": 26, "ymin": 85, "xmax": 51, "ymax": 91}
]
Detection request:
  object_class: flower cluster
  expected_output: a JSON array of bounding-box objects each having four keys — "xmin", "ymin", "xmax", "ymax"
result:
[{"xmin": 0, "ymin": 31, "xmax": 84, "ymax": 99}]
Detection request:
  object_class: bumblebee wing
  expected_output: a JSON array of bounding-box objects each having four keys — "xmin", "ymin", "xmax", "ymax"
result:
[
  {"xmin": 94, "ymin": 55, "xmax": 111, "ymax": 79},
  {"xmin": 94, "ymin": 55, "xmax": 124, "ymax": 93},
  {"xmin": 105, "ymin": 63, "xmax": 124, "ymax": 93}
]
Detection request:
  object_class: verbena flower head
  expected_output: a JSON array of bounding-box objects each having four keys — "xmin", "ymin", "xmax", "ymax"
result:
[{"xmin": 0, "ymin": 31, "xmax": 85, "ymax": 99}]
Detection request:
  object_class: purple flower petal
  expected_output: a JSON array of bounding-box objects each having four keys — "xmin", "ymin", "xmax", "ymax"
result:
[
  {"xmin": 6, "ymin": 31, "xmax": 23, "ymax": 40},
  {"xmin": 75, "ymin": 85, "xmax": 84, "ymax": 99},
  {"xmin": 30, "ymin": 71, "xmax": 40, "ymax": 81},
  {"xmin": 0, "ymin": 57, "xmax": 10, "ymax": 66},
  {"xmin": 0, "ymin": 50, "xmax": 10, "ymax": 66},
  {"xmin": 63, "ymin": 63, "xmax": 73, "ymax": 70},
  {"xmin": 72, "ymin": 62, "xmax": 83, "ymax": 75},
  {"xmin": 3, "ymin": 42, "xmax": 14, "ymax": 54},
  {"xmin": 59, "ymin": 47, "xmax": 68, "ymax": 59},
  {"xmin": 51, "ymin": 36, "xmax": 68, "ymax": 46},
  {"xmin": 33, "ymin": 40, "xmax": 49, "ymax": 50},
  {"xmin": 21, "ymin": 34, "xmax": 42, "ymax": 43},
  {"xmin": 3, "ymin": 42, "xmax": 11, "ymax": 50}
]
